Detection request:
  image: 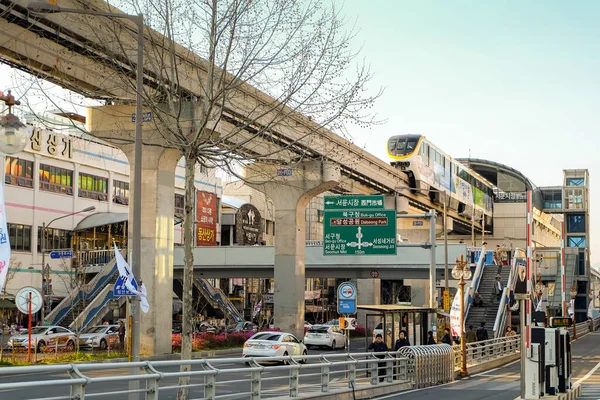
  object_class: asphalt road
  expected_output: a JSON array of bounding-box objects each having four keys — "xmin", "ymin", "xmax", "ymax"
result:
[
  {"xmin": 372, "ymin": 332, "xmax": 600, "ymax": 400},
  {"xmin": 0, "ymin": 339, "xmax": 370, "ymax": 399}
]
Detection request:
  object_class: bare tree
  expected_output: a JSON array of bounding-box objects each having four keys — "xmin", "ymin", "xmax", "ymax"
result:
[{"xmin": 23, "ymin": 1, "xmax": 381, "ymax": 397}]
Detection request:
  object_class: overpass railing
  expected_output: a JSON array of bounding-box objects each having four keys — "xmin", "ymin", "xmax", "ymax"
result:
[{"xmin": 452, "ymin": 335, "xmax": 520, "ymax": 371}]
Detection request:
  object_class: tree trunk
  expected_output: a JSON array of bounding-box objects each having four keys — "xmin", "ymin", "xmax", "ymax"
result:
[{"xmin": 177, "ymin": 155, "xmax": 196, "ymax": 400}]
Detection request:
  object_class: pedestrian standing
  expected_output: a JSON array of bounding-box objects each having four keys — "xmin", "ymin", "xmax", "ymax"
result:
[
  {"xmin": 118, "ymin": 320, "xmax": 126, "ymax": 350},
  {"xmin": 427, "ymin": 330, "xmax": 437, "ymax": 345},
  {"xmin": 368, "ymin": 333, "xmax": 389, "ymax": 382},
  {"xmin": 441, "ymin": 328, "xmax": 452, "ymax": 345}
]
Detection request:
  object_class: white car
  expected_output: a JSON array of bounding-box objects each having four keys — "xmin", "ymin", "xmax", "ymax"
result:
[
  {"xmin": 243, "ymin": 332, "xmax": 307, "ymax": 363},
  {"xmin": 7, "ymin": 325, "xmax": 76, "ymax": 352},
  {"xmin": 304, "ymin": 325, "xmax": 345, "ymax": 350},
  {"xmin": 79, "ymin": 325, "xmax": 120, "ymax": 350}
]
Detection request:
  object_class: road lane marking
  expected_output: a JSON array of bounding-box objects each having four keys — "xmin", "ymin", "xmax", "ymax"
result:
[{"xmin": 576, "ymin": 360, "xmax": 600, "ymax": 385}]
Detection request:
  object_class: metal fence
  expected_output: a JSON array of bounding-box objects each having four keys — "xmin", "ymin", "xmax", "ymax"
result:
[
  {"xmin": 452, "ymin": 335, "xmax": 520, "ymax": 371},
  {"xmin": 0, "ymin": 345, "xmax": 460, "ymax": 400},
  {"xmin": 398, "ymin": 344, "xmax": 455, "ymax": 388}
]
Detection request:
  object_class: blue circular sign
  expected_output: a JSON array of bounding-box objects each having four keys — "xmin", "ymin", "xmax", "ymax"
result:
[{"xmin": 338, "ymin": 282, "xmax": 357, "ymax": 300}]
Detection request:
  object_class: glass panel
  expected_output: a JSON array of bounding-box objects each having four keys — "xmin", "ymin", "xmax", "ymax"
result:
[
  {"xmin": 567, "ymin": 236, "xmax": 586, "ymax": 247},
  {"xmin": 567, "ymin": 214, "xmax": 586, "ymax": 233},
  {"xmin": 566, "ymin": 177, "xmax": 584, "ymax": 186}
]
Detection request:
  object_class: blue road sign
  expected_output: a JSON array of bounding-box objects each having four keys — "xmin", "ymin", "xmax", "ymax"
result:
[
  {"xmin": 338, "ymin": 299, "xmax": 356, "ymax": 314},
  {"xmin": 337, "ymin": 282, "xmax": 357, "ymax": 314},
  {"xmin": 49, "ymin": 250, "xmax": 73, "ymax": 259},
  {"xmin": 113, "ymin": 275, "xmax": 139, "ymax": 297}
]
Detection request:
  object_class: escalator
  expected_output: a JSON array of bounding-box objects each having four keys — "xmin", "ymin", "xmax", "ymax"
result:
[
  {"xmin": 173, "ymin": 278, "xmax": 243, "ymax": 323},
  {"xmin": 46, "ymin": 253, "xmax": 121, "ymax": 330}
]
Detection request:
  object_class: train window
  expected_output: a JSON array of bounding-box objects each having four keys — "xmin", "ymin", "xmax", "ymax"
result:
[
  {"xmin": 435, "ymin": 151, "xmax": 441, "ymax": 165},
  {"xmin": 396, "ymin": 139, "xmax": 406, "ymax": 155},
  {"xmin": 406, "ymin": 139, "xmax": 418, "ymax": 153},
  {"xmin": 388, "ymin": 138, "xmax": 397, "ymax": 153}
]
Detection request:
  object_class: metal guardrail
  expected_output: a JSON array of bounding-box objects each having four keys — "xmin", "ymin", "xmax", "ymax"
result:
[
  {"xmin": 0, "ymin": 339, "xmax": 524, "ymax": 399},
  {"xmin": 452, "ymin": 335, "xmax": 520, "ymax": 371},
  {"xmin": 398, "ymin": 344, "xmax": 455, "ymax": 388}
]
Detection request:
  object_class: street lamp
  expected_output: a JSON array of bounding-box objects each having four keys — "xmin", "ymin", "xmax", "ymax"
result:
[
  {"xmin": 40, "ymin": 206, "xmax": 95, "ymax": 324},
  {"xmin": 397, "ymin": 186, "xmax": 449, "ymax": 310},
  {"xmin": 0, "ymin": 90, "xmax": 28, "ymax": 155},
  {"xmin": 27, "ymin": 2, "xmax": 144, "ymax": 362},
  {"xmin": 452, "ymin": 254, "xmax": 471, "ymax": 377}
]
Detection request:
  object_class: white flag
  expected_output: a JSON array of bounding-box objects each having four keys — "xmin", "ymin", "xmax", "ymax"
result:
[
  {"xmin": 0, "ymin": 182, "xmax": 10, "ymax": 295},
  {"xmin": 113, "ymin": 244, "xmax": 150, "ymax": 313}
]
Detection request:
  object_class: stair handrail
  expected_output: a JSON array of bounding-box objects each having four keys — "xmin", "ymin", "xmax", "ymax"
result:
[
  {"xmin": 70, "ymin": 285, "xmax": 126, "ymax": 332},
  {"xmin": 46, "ymin": 249, "xmax": 124, "ymax": 325},
  {"xmin": 195, "ymin": 279, "xmax": 244, "ymax": 323},
  {"xmin": 493, "ymin": 248, "xmax": 525, "ymax": 337},
  {"xmin": 463, "ymin": 246, "xmax": 487, "ymax": 320}
]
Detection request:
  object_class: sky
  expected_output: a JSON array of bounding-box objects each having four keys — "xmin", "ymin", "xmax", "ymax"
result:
[
  {"xmin": 0, "ymin": 1, "xmax": 598, "ymax": 263},
  {"xmin": 339, "ymin": 0, "xmax": 600, "ymax": 265}
]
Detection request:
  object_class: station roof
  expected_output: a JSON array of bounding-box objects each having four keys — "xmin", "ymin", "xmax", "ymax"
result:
[
  {"xmin": 456, "ymin": 157, "xmax": 537, "ymax": 190},
  {"xmin": 357, "ymin": 305, "xmax": 434, "ymax": 312},
  {"xmin": 73, "ymin": 212, "xmax": 128, "ymax": 232}
]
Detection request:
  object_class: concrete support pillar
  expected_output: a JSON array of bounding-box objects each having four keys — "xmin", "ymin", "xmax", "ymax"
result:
[
  {"xmin": 246, "ymin": 161, "xmax": 340, "ymax": 339},
  {"xmin": 124, "ymin": 146, "xmax": 180, "ymax": 355},
  {"xmin": 87, "ymin": 105, "xmax": 181, "ymax": 355},
  {"xmin": 356, "ymin": 278, "xmax": 380, "ymax": 332}
]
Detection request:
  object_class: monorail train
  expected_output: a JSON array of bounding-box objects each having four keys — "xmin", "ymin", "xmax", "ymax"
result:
[{"xmin": 387, "ymin": 134, "xmax": 494, "ymax": 221}]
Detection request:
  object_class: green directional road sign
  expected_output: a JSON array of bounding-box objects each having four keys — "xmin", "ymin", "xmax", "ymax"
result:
[
  {"xmin": 324, "ymin": 209, "xmax": 397, "ymax": 256},
  {"xmin": 324, "ymin": 195, "xmax": 384, "ymax": 210}
]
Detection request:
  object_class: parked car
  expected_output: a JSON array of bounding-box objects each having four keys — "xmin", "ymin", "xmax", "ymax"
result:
[
  {"xmin": 304, "ymin": 325, "xmax": 345, "ymax": 350},
  {"xmin": 79, "ymin": 325, "xmax": 120, "ymax": 350},
  {"xmin": 196, "ymin": 322, "xmax": 217, "ymax": 334},
  {"xmin": 242, "ymin": 332, "xmax": 307, "ymax": 363},
  {"xmin": 228, "ymin": 321, "xmax": 256, "ymax": 333},
  {"xmin": 7, "ymin": 326, "xmax": 76, "ymax": 352}
]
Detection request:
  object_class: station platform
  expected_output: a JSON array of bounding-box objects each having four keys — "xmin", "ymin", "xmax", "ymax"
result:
[{"xmin": 374, "ymin": 332, "xmax": 600, "ymax": 400}]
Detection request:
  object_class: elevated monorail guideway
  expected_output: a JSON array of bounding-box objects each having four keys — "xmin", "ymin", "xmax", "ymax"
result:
[{"xmin": 0, "ymin": 0, "xmax": 486, "ymax": 231}]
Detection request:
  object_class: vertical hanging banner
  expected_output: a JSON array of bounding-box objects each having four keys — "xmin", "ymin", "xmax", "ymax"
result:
[
  {"xmin": 525, "ymin": 190, "xmax": 533, "ymax": 348},
  {"xmin": 0, "ymin": 181, "xmax": 11, "ymax": 295},
  {"xmin": 196, "ymin": 191, "xmax": 217, "ymax": 246}
]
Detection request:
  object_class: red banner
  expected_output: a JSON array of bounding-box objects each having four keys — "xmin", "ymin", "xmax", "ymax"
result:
[{"xmin": 196, "ymin": 191, "xmax": 217, "ymax": 246}]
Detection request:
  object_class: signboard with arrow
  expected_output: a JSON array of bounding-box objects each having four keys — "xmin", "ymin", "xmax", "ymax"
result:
[{"xmin": 323, "ymin": 209, "xmax": 396, "ymax": 256}]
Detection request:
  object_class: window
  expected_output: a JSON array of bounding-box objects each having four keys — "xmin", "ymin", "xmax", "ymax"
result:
[
  {"xmin": 38, "ymin": 227, "xmax": 72, "ymax": 251},
  {"xmin": 78, "ymin": 173, "xmax": 108, "ymax": 201},
  {"xmin": 567, "ymin": 214, "xmax": 586, "ymax": 233},
  {"xmin": 113, "ymin": 180, "xmax": 129, "ymax": 205},
  {"xmin": 317, "ymin": 210, "xmax": 324, "ymax": 223},
  {"xmin": 567, "ymin": 236, "xmax": 587, "ymax": 247},
  {"xmin": 39, "ymin": 164, "xmax": 73, "ymax": 195},
  {"xmin": 5, "ymin": 157, "xmax": 33, "ymax": 188},
  {"xmin": 543, "ymin": 189, "xmax": 562, "ymax": 209},
  {"xmin": 566, "ymin": 177, "xmax": 584, "ymax": 186},
  {"xmin": 8, "ymin": 223, "xmax": 31, "ymax": 252},
  {"xmin": 388, "ymin": 138, "xmax": 397, "ymax": 153},
  {"xmin": 174, "ymin": 194, "xmax": 184, "ymax": 216}
]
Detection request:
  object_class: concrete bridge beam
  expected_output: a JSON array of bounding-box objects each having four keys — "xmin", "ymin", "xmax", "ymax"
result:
[{"xmin": 246, "ymin": 161, "xmax": 341, "ymax": 339}]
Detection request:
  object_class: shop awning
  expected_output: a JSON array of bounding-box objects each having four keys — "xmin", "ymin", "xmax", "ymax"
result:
[
  {"xmin": 0, "ymin": 298, "xmax": 15, "ymax": 309},
  {"xmin": 73, "ymin": 212, "xmax": 128, "ymax": 232}
]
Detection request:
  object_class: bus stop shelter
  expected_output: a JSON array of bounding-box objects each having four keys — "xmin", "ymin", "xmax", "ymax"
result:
[{"xmin": 358, "ymin": 305, "xmax": 435, "ymax": 350}]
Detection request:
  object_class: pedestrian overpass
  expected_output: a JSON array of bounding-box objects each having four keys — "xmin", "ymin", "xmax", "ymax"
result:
[{"xmin": 173, "ymin": 243, "xmax": 467, "ymax": 279}]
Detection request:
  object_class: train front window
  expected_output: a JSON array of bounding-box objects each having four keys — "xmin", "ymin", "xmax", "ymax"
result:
[
  {"xmin": 394, "ymin": 139, "xmax": 406, "ymax": 155},
  {"xmin": 406, "ymin": 139, "xmax": 418, "ymax": 153},
  {"xmin": 388, "ymin": 139, "xmax": 397, "ymax": 153}
]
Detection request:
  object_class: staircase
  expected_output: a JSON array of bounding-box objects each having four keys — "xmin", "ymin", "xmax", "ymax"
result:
[
  {"xmin": 466, "ymin": 265, "xmax": 511, "ymax": 332},
  {"xmin": 46, "ymin": 253, "xmax": 121, "ymax": 328}
]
